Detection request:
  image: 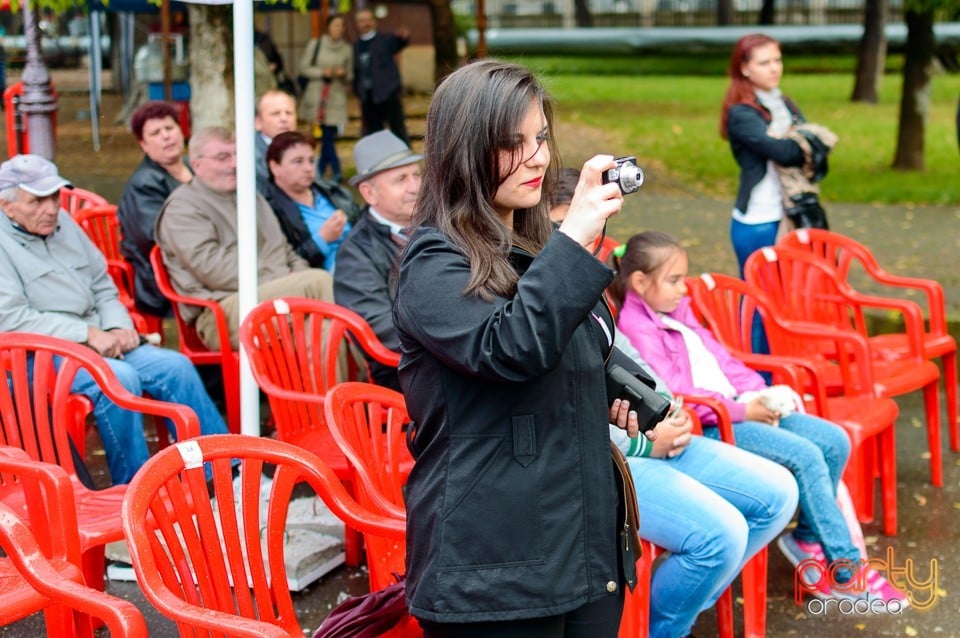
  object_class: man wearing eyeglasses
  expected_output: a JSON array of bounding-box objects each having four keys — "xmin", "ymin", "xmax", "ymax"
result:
[{"xmin": 155, "ymin": 126, "xmax": 334, "ymax": 351}]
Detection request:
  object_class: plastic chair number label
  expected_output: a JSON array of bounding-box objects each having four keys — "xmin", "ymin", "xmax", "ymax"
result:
[{"xmin": 176, "ymin": 440, "xmax": 204, "ymax": 469}]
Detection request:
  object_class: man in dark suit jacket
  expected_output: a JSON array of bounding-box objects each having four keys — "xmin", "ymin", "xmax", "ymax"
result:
[
  {"xmin": 334, "ymin": 131, "xmax": 422, "ymax": 390},
  {"xmin": 352, "ymin": 8, "xmax": 409, "ymax": 144}
]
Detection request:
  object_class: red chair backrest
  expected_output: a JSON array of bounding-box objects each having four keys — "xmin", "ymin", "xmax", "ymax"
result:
[
  {"xmin": 3, "ymin": 82, "xmax": 59, "ymax": 158},
  {"xmin": 0, "ymin": 333, "xmax": 200, "ymax": 477},
  {"xmin": 122, "ymin": 434, "xmax": 405, "ymax": 637},
  {"xmin": 239, "ymin": 297, "xmax": 400, "ymax": 444},
  {"xmin": 60, "ymin": 187, "xmax": 109, "ymax": 218},
  {"xmin": 324, "ymin": 382, "xmax": 412, "ymax": 591}
]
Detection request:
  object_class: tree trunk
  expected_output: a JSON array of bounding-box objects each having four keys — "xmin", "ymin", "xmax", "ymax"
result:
[
  {"xmin": 429, "ymin": 0, "xmax": 459, "ymax": 84},
  {"xmin": 188, "ymin": 4, "xmax": 233, "ymax": 131},
  {"xmin": 717, "ymin": 0, "xmax": 734, "ymax": 26},
  {"xmin": 574, "ymin": 0, "xmax": 594, "ymax": 27},
  {"xmin": 892, "ymin": 9, "xmax": 935, "ymax": 170},
  {"xmin": 758, "ymin": 0, "xmax": 775, "ymax": 25},
  {"xmin": 851, "ymin": 0, "xmax": 887, "ymax": 103}
]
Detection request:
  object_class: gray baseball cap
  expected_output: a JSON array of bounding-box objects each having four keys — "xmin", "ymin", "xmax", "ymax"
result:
[
  {"xmin": 349, "ymin": 130, "xmax": 422, "ymax": 187},
  {"xmin": 0, "ymin": 154, "xmax": 73, "ymax": 197}
]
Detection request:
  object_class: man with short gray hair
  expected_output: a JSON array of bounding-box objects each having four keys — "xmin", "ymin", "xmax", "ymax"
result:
[
  {"xmin": 156, "ymin": 126, "xmax": 334, "ymax": 351},
  {"xmin": 0, "ymin": 154, "xmax": 229, "ymax": 485}
]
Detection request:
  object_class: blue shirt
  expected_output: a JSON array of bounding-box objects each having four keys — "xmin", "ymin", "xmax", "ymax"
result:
[{"xmin": 297, "ymin": 187, "xmax": 351, "ymax": 271}]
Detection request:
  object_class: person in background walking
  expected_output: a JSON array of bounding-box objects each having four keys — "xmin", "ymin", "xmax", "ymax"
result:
[{"xmin": 352, "ymin": 8, "xmax": 409, "ymax": 144}]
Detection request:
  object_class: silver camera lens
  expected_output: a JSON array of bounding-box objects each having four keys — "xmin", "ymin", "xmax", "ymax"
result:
[{"xmin": 602, "ymin": 156, "xmax": 645, "ymax": 195}]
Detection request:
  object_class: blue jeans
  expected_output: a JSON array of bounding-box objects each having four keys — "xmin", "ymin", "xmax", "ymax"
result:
[
  {"xmin": 703, "ymin": 413, "xmax": 859, "ymax": 570},
  {"xmin": 69, "ymin": 345, "xmax": 229, "ymax": 484},
  {"xmin": 317, "ymin": 124, "xmax": 341, "ymax": 182},
  {"xmin": 730, "ymin": 217, "xmax": 778, "ymax": 357},
  {"xmin": 628, "ymin": 436, "xmax": 798, "ymax": 638},
  {"xmin": 730, "ymin": 218, "xmax": 779, "ymax": 277}
]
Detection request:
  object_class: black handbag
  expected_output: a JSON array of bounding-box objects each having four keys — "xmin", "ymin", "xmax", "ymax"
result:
[{"xmin": 785, "ymin": 192, "xmax": 829, "ymax": 230}]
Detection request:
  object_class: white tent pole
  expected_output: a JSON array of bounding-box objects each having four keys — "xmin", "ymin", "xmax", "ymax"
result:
[{"xmin": 233, "ymin": 0, "xmax": 260, "ymax": 436}]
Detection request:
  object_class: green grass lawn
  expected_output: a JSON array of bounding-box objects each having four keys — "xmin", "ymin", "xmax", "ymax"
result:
[{"xmin": 505, "ymin": 55, "xmax": 960, "ymax": 205}]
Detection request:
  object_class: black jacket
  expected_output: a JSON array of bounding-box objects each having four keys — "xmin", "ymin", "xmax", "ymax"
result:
[
  {"xmin": 262, "ymin": 178, "xmax": 361, "ymax": 269},
  {"xmin": 394, "ymin": 227, "xmax": 626, "ymax": 623},
  {"xmin": 353, "ymin": 32, "xmax": 408, "ymax": 104},
  {"xmin": 333, "ymin": 210, "xmax": 401, "ymax": 390},
  {"xmin": 726, "ymin": 99, "xmax": 806, "ymax": 214},
  {"xmin": 116, "ymin": 155, "xmax": 191, "ymax": 316}
]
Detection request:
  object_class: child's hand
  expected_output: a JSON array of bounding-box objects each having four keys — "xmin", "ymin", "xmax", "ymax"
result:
[
  {"xmin": 651, "ymin": 411, "xmax": 693, "ymax": 458},
  {"xmin": 558, "ymin": 155, "xmax": 623, "ymax": 249},
  {"xmin": 744, "ymin": 397, "xmax": 780, "ymax": 425}
]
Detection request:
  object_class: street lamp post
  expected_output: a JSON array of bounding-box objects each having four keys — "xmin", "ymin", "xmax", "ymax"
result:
[{"xmin": 19, "ymin": 1, "xmax": 58, "ymax": 160}]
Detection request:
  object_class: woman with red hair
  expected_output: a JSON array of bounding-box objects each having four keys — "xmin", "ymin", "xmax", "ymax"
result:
[{"xmin": 720, "ymin": 33, "xmax": 806, "ymax": 274}]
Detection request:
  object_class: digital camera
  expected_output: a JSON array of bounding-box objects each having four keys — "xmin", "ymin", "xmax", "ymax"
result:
[
  {"xmin": 605, "ymin": 350, "xmax": 671, "ymax": 434},
  {"xmin": 602, "ymin": 156, "xmax": 645, "ymax": 195}
]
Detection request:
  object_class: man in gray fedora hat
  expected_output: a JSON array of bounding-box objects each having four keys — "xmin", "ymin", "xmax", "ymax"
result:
[{"xmin": 334, "ymin": 130, "xmax": 422, "ymax": 390}]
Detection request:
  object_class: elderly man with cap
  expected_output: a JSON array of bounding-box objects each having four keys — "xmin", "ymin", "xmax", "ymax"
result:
[
  {"xmin": 0, "ymin": 154, "xmax": 229, "ymax": 485},
  {"xmin": 334, "ymin": 130, "xmax": 422, "ymax": 390}
]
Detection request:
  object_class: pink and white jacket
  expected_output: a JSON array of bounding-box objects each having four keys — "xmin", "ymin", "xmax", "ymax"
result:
[{"xmin": 616, "ymin": 290, "xmax": 768, "ymax": 425}]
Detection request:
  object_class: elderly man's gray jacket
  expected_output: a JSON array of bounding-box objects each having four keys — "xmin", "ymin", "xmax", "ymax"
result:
[{"xmin": 0, "ymin": 210, "xmax": 132, "ymax": 342}]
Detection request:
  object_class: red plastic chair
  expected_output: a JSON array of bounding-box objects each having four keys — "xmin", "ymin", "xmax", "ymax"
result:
[
  {"xmin": 0, "ymin": 448, "xmax": 148, "ymax": 637},
  {"xmin": 74, "ymin": 205, "xmax": 165, "ymax": 338},
  {"xmin": 150, "ymin": 245, "xmax": 240, "ymax": 434},
  {"xmin": 0, "ymin": 332, "xmax": 201, "ymax": 592},
  {"xmin": 780, "ymin": 228, "xmax": 958, "ymax": 453},
  {"xmin": 3, "ymin": 82, "xmax": 59, "ymax": 158},
  {"xmin": 323, "ymin": 384, "xmax": 416, "ymax": 584},
  {"xmin": 121, "ymin": 434, "xmax": 407, "ymax": 638},
  {"xmin": 322, "ymin": 383, "xmax": 411, "ymax": 516},
  {"xmin": 744, "ymin": 245, "xmax": 941, "ymax": 488},
  {"xmin": 60, "ymin": 187, "xmax": 109, "ymax": 218},
  {"xmin": 689, "ymin": 273, "xmax": 899, "ymax": 535},
  {"xmin": 239, "ymin": 297, "xmax": 401, "ymax": 565}
]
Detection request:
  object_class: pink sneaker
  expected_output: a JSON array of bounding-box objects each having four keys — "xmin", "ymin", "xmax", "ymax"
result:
[
  {"xmin": 864, "ymin": 568, "xmax": 910, "ymax": 608},
  {"xmin": 778, "ymin": 533, "xmax": 832, "ymax": 599}
]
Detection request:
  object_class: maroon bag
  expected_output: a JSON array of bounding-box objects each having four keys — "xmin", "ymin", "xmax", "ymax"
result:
[{"xmin": 313, "ymin": 576, "xmax": 410, "ymax": 638}]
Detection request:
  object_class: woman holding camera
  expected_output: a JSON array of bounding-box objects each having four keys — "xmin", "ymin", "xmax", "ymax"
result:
[
  {"xmin": 720, "ymin": 33, "xmax": 806, "ymax": 274},
  {"xmin": 394, "ymin": 59, "xmax": 642, "ymax": 636}
]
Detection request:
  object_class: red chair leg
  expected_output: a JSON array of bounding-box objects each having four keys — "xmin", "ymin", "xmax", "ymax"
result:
[
  {"xmin": 715, "ymin": 587, "xmax": 735, "ymax": 638},
  {"xmin": 922, "ymin": 382, "xmax": 943, "ymax": 487},
  {"xmin": 82, "ymin": 546, "xmax": 106, "ymax": 592},
  {"xmin": 879, "ymin": 427, "xmax": 898, "ymax": 536},
  {"xmin": 942, "ymin": 349, "xmax": 958, "ymax": 452},
  {"xmin": 740, "ymin": 548, "xmax": 768, "ymax": 638}
]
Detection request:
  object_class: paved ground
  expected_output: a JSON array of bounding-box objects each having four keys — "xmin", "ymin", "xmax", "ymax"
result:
[{"xmin": 1, "ymin": 69, "xmax": 959, "ymax": 637}]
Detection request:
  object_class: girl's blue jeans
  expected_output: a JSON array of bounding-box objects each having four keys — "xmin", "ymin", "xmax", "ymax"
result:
[
  {"xmin": 69, "ymin": 344, "xmax": 229, "ymax": 484},
  {"xmin": 703, "ymin": 413, "xmax": 860, "ymax": 570},
  {"xmin": 628, "ymin": 435, "xmax": 798, "ymax": 638}
]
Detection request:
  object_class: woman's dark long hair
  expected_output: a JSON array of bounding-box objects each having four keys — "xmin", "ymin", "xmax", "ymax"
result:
[
  {"xmin": 719, "ymin": 33, "xmax": 780, "ymax": 139},
  {"xmin": 413, "ymin": 59, "xmax": 557, "ymax": 300}
]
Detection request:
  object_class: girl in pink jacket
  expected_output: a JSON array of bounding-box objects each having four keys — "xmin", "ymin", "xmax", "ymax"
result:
[{"xmin": 612, "ymin": 230, "xmax": 905, "ymax": 606}]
